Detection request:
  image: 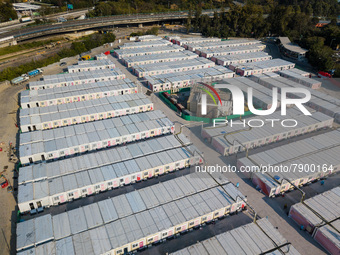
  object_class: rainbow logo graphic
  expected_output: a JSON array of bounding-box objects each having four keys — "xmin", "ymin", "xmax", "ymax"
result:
[{"xmin": 197, "ymin": 83, "xmax": 222, "ymax": 106}]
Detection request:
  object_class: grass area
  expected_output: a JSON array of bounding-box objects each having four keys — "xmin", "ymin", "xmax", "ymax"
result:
[{"xmin": 0, "ymin": 38, "xmax": 62, "ymax": 57}]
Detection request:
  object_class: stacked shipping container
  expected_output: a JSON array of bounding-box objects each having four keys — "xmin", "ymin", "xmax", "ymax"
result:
[
  {"xmin": 211, "ymin": 51, "xmax": 272, "ymax": 66},
  {"xmin": 67, "ymin": 59, "xmax": 115, "ymax": 73}
]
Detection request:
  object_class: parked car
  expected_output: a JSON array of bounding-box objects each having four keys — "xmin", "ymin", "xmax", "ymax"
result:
[{"xmin": 60, "ymin": 62, "xmax": 67, "ymax": 67}]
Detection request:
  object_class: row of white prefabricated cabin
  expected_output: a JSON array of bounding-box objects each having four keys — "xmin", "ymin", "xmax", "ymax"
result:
[
  {"xmin": 250, "ymin": 74, "xmax": 340, "ymax": 123},
  {"xmin": 289, "ymin": 187, "xmax": 340, "ymax": 255},
  {"xmin": 184, "ymin": 39, "xmax": 262, "ymax": 52},
  {"xmin": 20, "ymin": 79, "xmax": 137, "ymax": 109},
  {"xmin": 173, "ymin": 37, "xmax": 221, "ymax": 46},
  {"xmin": 133, "ymin": 57, "xmax": 215, "ymax": 77},
  {"xmin": 17, "ymin": 172, "xmax": 247, "ymax": 255},
  {"xmin": 67, "ymin": 59, "xmax": 115, "ymax": 73},
  {"xmin": 211, "ymin": 51, "xmax": 272, "ymax": 66},
  {"xmin": 201, "ymin": 108, "xmax": 334, "ymax": 156},
  {"xmin": 195, "ymin": 44, "xmax": 266, "ymax": 58},
  {"xmin": 18, "ymin": 134, "xmax": 203, "ymax": 213},
  {"xmin": 29, "ymin": 69, "xmax": 126, "ymax": 90},
  {"xmin": 278, "ymin": 69, "xmax": 321, "ymax": 89},
  {"xmin": 19, "ymin": 110, "xmax": 175, "ymax": 165},
  {"xmin": 113, "ymin": 45, "xmax": 185, "ymax": 59},
  {"xmin": 118, "ymin": 39, "xmax": 172, "ymax": 49},
  {"xmin": 144, "ymin": 66, "xmax": 235, "ymax": 92},
  {"xmin": 231, "ymin": 58, "xmax": 295, "ymax": 76},
  {"xmin": 171, "ymin": 218, "xmax": 301, "ymax": 255},
  {"xmin": 20, "ymin": 93, "xmax": 153, "ymax": 132},
  {"xmin": 237, "ymin": 130, "xmax": 340, "ymax": 197},
  {"xmin": 215, "ymin": 78, "xmax": 285, "ymax": 110},
  {"xmin": 120, "ymin": 50, "xmax": 198, "ymax": 68}
]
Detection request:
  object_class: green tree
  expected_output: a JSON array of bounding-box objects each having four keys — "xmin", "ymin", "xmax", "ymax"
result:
[{"xmin": 0, "ymin": 2, "xmax": 18, "ymax": 22}]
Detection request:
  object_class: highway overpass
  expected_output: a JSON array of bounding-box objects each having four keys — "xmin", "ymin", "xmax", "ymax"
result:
[{"xmin": 0, "ymin": 9, "xmax": 221, "ymax": 42}]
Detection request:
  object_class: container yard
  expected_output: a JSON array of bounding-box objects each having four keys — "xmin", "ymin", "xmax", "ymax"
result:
[
  {"xmin": 231, "ymin": 59, "xmax": 295, "ymax": 76},
  {"xmin": 118, "ymin": 39, "xmax": 172, "ymax": 49},
  {"xmin": 250, "ymin": 75, "xmax": 340, "ymax": 122},
  {"xmin": 201, "ymin": 108, "xmax": 333, "ymax": 156},
  {"xmin": 19, "ymin": 110, "xmax": 175, "ymax": 165},
  {"xmin": 17, "ymin": 135, "xmax": 203, "ymax": 213},
  {"xmin": 289, "ymin": 187, "xmax": 340, "ymax": 254},
  {"xmin": 29, "ymin": 69, "xmax": 126, "ymax": 90},
  {"xmin": 144, "ymin": 66, "xmax": 234, "ymax": 92},
  {"xmin": 237, "ymin": 130, "xmax": 340, "ymax": 197},
  {"xmin": 196, "ymin": 45, "xmax": 266, "ymax": 58},
  {"xmin": 19, "ymin": 93, "xmax": 153, "ymax": 132},
  {"xmin": 185, "ymin": 39, "xmax": 262, "ymax": 52},
  {"xmin": 171, "ymin": 218, "xmax": 300, "ymax": 255},
  {"xmin": 133, "ymin": 57, "xmax": 215, "ymax": 77},
  {"xmin": 113, "ymin": 44, "xmax": 185, "ymax": 59},
  {"xmin": 121, "ymin": 51, "xmax": 198, "ymax": 68},
  {"xmin": 16, "ymin": 172, "xmax": 247, "ymax": 254},
  {"xmin": 20, "ymin": 79, "xmax": 137, "ymax": 109},
  {"xmin": 211, "ymin": 51, "xmax": 272, "ymax": 66},
  {"xmin": 67, "ymin": 59, "xmax": 116, "ymax": 73},
  {"xmin": 278, "ymin": 69, "xmax": 321, "ymax": 89}
]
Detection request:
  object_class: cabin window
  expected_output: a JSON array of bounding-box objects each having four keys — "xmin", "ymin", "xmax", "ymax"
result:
[
  {"xmin": 132, "ymin": 244, "xmax": 138, "ymax": 249},
  {"xmin": 54, "ymin": 197, "xmax": 59, "ymax": 201},
  {"xmin": 162, "ymin": 233, "xmax": 167, "ymax": 237},
  {"xmin": 176, "ymin": 227, "xmax": 181, "ymax": 231},
  {"xmin": 82, "ymin": 189, "xmax": 87, "ymax": 193},
  {"xmin": 68, "ymin": 192, "xmax": 74, "ymax": 197},
  {"xmin": 95, "ymin": 185, "xmax": 100, "ymax": 190}
]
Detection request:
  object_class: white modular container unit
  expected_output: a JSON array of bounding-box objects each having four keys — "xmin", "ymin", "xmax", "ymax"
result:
[
  {"xmin": 20, "ymin": 94, "xmax": 153, "ymax": 132},
  {"xmin": 314, "ymin": 219, "xmax": 340, "ymax": 255},
  {"xmin": 18, "ymin": 142, "xmax": 203, "ymax": 213},
  {"xmin": 252, "ymin": 76, "xmax": 340, "ymax": 123},
  {"xmin": 21, "ymin": 79, "xmax": 137, "ymax": 109},
  {"xmin": 278, "ymin": 69, "xmax": 321, "ymax": 89},
  {"xmin": 232, "ymin": 59, "xmax": 295, "ymax": 76},
  {"xmin": 174, "ymin": 37, "xmax": 221, "ymax": 47},
  {"xmin": 121, "ymin": 51, "xmax": 198, "ymax": 67},
  {"xmin": 119, "ymin": 39, "xmax": 172, "ymax": 49},
  {"xmin": 289, "ymin": 187, "xmax": 340, "ymax": 233},
  {"xmin": 17, "ymin": 172, "xmax": 247, "ymax": 254},
  {"xmin": 19, "ymin": 111, "xmax": 175, "ymax": 165},
  {"xmin": 289, "ymin": 187, "xmax": 340, "ymax": 255},
  {"xmin": 144, "ymin": 66, "xmax": 234, "ymax": 92},
  {"xmin": 67, "ymin": 59, "xmax": 115, "ymax": 73},
  {"xmin": 211, "ymin": 51, "xmax": 272, "ymax": 66},
  {"xmin": 29, "ymin": 69, "xmax": 126, "ymax": 90},
  {"xmin": 185, "ymin": 39, "xmax": 262, "ymax": 52},
  {"xmin": 114, "ymin": 45, "xmax": 185, "ymax": 59},
  {"xmin": 133, "ymin": 57, "xmax": 215, "ymax": 78},
  {"xmin": 202, "ymin": 108, "xmax": 334, "ymax": 156},
  {"xmin": 215, "ymin": 77, "xmax": 283, "ymax": 110},
  {"xmin": 170, "ymin": 218, "xmax": 301, "ymax": 255},
  {"xmin": 137, "ymin": 35, "xmax": 163, "ymax": 42},
  {"xmin": 197, "ymin": 44, "xmax": 266, "ymax": 58},
  {"xmin": 237, "ymin": 131, "xmax": 340, "ymax": 197}
]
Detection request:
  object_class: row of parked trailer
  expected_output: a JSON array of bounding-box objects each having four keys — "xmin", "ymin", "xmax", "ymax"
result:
[
  {"xmin": 19, "ymin": 110, "xmax": 175, "ymax": 165},
  {"xmin": 20, "ymin": 79, "xmax": 137, "ymax": 109},
  {"xmin": 20, "ymin": 93, "xmax": 153, "ymax": 132},
  {"xmin": 17, "ymin": 172, "xmax": 247, "ymax": 254},
  {"xmin": 211, "ymin": 51, "xmax": 272, "ymax": 66},
  {"xmin": 201, "ymin": 108, "xmax": 333, "ymax": 156},
  {"xmin": 29, "ymin": 69, "xmax": 126, "ymax": 90},
  {"xmin": 67, "ymin": 59, "xmax": 116, "ymax": 73},
  {"xmin": 144, "ymin": 66, "xmax": 235, "ymax": 92},
  {"xmin": 120, "ymin": 50, "xmax": 198, "ymax": 68},
  {"xmin": 289, "ymin": 187, "xmax": 340, "ymax": 255},
  {"xmin": 133, "ymin": 57, "xmax": 215, "ymax": 78},
  {"xmin": 171, "ymin": 218, "xmax": 301, "ymax": 255},
  {"xmin": 114, "ymin": 45, "xmax": 185, "ymax": 59},
  {"xmin": 237, "ymin": 130, "xmax": 340, "ymax": 197},
  {"xmin": 231, "ymin": 58, "xmax": 295, "ymax": 76},
  {"xmin": 18, "ymin": 135, "xmax": 202, "ymax": 213},
  {"xmin": 250, "ymin": 74, "xmax": 340, "ymax": 123}
]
